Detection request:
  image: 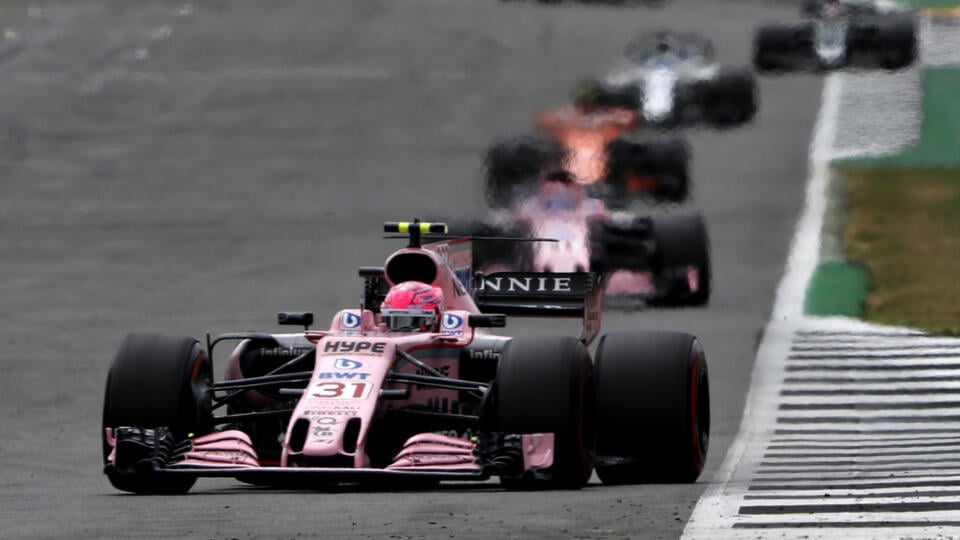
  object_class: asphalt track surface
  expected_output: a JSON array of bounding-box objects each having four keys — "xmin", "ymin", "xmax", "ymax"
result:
[{"xmin": 0, "ymin": 1, "xmax": 820, "ymax": 538}]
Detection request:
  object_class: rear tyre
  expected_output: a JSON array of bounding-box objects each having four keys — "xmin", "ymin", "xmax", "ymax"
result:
[
  {"xmin": 648, "ymin": 137, "xmax": 690, "ymax": 203},
  {"xmin": 879, "ymin": 17, "xmax": 917, "ymax": 70},
  {"xmin": 606, "ymin": 137, "xmax": 689, "ymax": 205},
  {"xmin": 594, "ymin": 331, "xmax": 709, "ymax": 484},
  {"xmin": 652, "ymin": 213, "xmax": 711, "ymax": 306},
  {"xmin": 753, "ymin": 26, "xmax": 795, "ymax": 73},
  {"xmin": 578, "ymin": 79, "xmax": 640, "ymax": 111},
  {"xmin": 493, "ymin": 336, "xmax": 595, "ymax": 489},
  {"xmin": 484, "ymin": 136, "xmax": 560, "ymax": 208},
  {"xmin": 703, "ymin": 69, "xmax": 758, "ymax": 127},
  {"xmin": 102, "ymin": 333, "xmax": 213, "ymax": 494}
]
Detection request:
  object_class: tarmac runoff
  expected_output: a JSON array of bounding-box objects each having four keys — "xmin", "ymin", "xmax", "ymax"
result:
[{"xmin": 683, "ymin": 14, "xmax": 960, "ymax": 538}]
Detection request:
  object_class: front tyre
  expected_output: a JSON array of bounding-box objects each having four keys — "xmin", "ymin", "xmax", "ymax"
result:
[
  {"xmin": 102, "ymin": 333, "xmax": 213, "ymax": 494},
  {"xmin": 493, "ymin": 336, "xmax": 595, "ymax": 489},
  {"xmin": 594, "ymin": 331, "xmax": 709, "ymax": 484}
]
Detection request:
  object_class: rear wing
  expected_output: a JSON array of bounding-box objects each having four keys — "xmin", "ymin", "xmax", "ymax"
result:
[{"xmin": 473, "ymin": 271, "xmax": 602, "ymax": 345}]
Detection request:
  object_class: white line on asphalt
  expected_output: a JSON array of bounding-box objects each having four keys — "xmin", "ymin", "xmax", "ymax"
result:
[{"xmin": 770, "ymin": 75, "xmax": 842, "ymax": 323}]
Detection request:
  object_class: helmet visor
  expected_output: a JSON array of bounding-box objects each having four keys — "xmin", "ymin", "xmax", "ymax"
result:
[{"xmin": 381, "ymin": 308, "xmax": 437, "ymax": 332}]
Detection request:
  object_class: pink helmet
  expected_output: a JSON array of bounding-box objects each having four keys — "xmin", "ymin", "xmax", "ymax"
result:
[{"xmin": 380, "ymin": 281, "xmax": 445, "ymax": 332}]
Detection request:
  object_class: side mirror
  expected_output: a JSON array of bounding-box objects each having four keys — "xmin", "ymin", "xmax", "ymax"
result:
[
  {"xmin": 278, "ymin": 312, "xmax": 314, "ymax": 328},
  {"xmin": 469, "ymin": 313, "xmax": 506, "ymax": 328}
]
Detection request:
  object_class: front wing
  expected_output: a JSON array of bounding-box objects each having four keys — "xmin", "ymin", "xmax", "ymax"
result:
[{"xmin": 105, "ymin": 427, "xmax": 555, "ymax": 486}]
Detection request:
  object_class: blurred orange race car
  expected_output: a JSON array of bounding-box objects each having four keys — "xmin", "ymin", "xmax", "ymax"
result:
[{"xmin": 484, "ymin": 99, "xmax": 690, "ymax": 208}]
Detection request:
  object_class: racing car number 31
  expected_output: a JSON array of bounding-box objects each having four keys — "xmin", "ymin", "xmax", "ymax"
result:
[{"xmin": 311, "ymin": 381, "xmax": 372, "ymax": 400}]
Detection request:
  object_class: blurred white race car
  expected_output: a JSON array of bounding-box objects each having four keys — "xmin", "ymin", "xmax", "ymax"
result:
[
  {"xmin": 754, "ymin": 0, "xmax": 917, "ymax": 72},
  {"xmin": 577, "ymin": 30, "xmax": 758, "ymax": 128}
]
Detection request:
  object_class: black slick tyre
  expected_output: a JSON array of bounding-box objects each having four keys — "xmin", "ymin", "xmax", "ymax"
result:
[
  {"xmin": 753, "ymin": 26, "xmax": 794, "ymax": 73},
  {"xmin": 102, "ymin": 333, "xmax": 213, "ymax": 494},
  {"xmin": 879, "ymin": 17, "xmax": 917, "ymax": 70},
  {"xmin": 649, "ymin": 137, "xmax": 690, "ymax": 203},
  {"xmin": 484, "ymin": 137, "xmax": 559, "ymax": 208},
  {"xmin": 594, "ymin": 331, "xmax": 709, "ymax": 484},
  {"xmin": 704, "ymin": 69, "xmax": 758, "ymax": 127},
  {"xmin": 493, "ymin": 336, "xmax": 595, "ymax": 489},
  {"xmin": 652, "ymin": 212, "xmax": 711, "ymax": 306}
]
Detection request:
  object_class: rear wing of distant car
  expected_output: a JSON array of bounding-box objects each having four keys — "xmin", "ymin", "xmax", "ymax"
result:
[{"xmin": 473, "ymin": 271, "xmax": 602, "ymax": 345}]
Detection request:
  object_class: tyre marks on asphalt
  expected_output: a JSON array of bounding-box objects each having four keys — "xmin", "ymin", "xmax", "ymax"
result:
[{"xmin": 685, "ymin": 321, "xmax": 960, "ymax": 538}]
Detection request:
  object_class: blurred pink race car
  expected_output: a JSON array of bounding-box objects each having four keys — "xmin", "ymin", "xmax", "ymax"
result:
[{"xmin": 465, "ymin": 170, "xmax": 710, "ymax": 306}]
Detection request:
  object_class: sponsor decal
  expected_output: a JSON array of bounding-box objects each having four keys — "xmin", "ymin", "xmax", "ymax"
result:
[
  {"xmin": 415, "ymin": 364, "xmax": 451, "ymax": 389},
  {"xmin": 312, "ymin": 423, "xmax": 334, "ymax": 438},
  {"xmin": 441, "ymin": 313, "xmax": 464, "ymax": 336},
  {"xmin": 416, "ymin": 365, "xmax": 450, "ymax": 377},
  {"xmin": 311, "ymin": 381, "xmax": 373, "ymax": 400},
  {"xmin": 468, "ymin": 349, "xmax": 500, "ymax": 360},
  {"xmin": 323, "ymin": 340, "xmax": 386, "ymax": 355},
  {"xmin": 303, "ymin": 407, "xmax": 359, "ymax": 417},
  {"xmin": 317, "ymin": 371, "xmax": 371, "ymax": 381},
  {"xmin": 435, "ymin": 428, "xmax": 478, "ymax": 440},
  {"xmin": 334, "ymin": 357, "xmax": 363, "ymax": 370},
  {"xmin": 258, "ymin": 347, "xmax": 311, "ymax": 358},
  {"xmin": 340, "ymin": 311, "xmax": 362, "ymax": 330},
  {"xmin": 480, "ymin": 276, "xmax": 572, "ymax": 293}
]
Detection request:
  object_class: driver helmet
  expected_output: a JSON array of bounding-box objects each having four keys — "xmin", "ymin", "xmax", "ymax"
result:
[
  {"xmin": 380, "ymin": 281, "xmax": 445, "ymax": 332},
  {"xmin": 539, "ymin": 169, "xmax": 583, "ymax": 211}
]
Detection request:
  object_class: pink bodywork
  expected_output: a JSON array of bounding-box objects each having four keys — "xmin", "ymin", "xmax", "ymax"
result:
[
  {"xmin": 105, "ymin": 241, "xmax": 556, "ymax": 479},
  {"xmin": 500, "ymin": 185, "xmax": 698, "ymax": 298}
]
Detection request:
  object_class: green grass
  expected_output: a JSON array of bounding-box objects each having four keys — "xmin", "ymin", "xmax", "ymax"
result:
[
  {"xmin": 840, "ymin": 167, "xmax": 960, "ymax": 334},
  {"xmin": 900, "ymin": 0, "xmax": 960, "ymax": 7}
]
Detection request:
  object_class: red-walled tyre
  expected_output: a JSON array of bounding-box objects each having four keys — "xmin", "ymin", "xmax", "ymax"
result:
[{"xmin": 594, "ymin": 331, "xmax": 709, "ymax": 484}]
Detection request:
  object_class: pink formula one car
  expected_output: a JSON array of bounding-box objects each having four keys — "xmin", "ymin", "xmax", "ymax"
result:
[
  {"xmin": 464, "ymin": 171, "xmax": 710, "ymax": 306},
  {"xmin": 102, "ymin": 221, "xmax": 709, "ymax": 494}
]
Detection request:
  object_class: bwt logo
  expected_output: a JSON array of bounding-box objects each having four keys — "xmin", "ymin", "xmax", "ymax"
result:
[
  {"xmin": 318, "ymin": 372, "xmax": 371, "ymax": 380},
  {"xmin": 323, "ymin": 341, "xmax": 386, "ymax": 354},
  {"xmin": 481, "ymin": 276, "xmax": 572, "ymax": 293},
  {"xmin": 442, "ymin": 313, "xmax": 463, "ymax": 330},
  {"xmin": 334, "ymin": 358, "xmax": 363, "ymax": 370},
  {"xmin": 340, "ymin": 311, "xmax": 361, "ymax": 329}
]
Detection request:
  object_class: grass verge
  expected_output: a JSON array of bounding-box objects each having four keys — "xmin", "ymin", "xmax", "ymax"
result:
[{"xmin": 840, "ymin": 167, "xmax": 960, "ymax": 334}]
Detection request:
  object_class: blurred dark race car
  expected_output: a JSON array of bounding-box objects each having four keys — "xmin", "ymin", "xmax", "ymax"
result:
[
  {"xmin": 754, "ymin": 0, "xmax": 918, "ymax": 72},
  {"xmin": 102, "ymin": 221, "xmax": 710, "ymax": 493},
  {"xmin": 462, "ymin": 170, "xmax": 709, "ymax": 307},
  {"xmin": 485, "ymin": 105, "xmax": 690, "ymax": 208},
  {"xmin": 575, "ymin": 31, "xmax": 758, "ymax": 129}
]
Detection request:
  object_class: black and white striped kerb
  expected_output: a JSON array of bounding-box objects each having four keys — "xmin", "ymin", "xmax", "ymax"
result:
[{"xmin": 684, "ymin": 323, "xmax": 960, "ymax": 539}]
